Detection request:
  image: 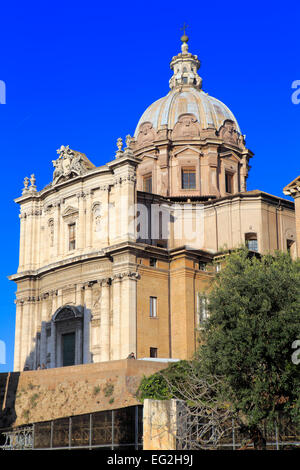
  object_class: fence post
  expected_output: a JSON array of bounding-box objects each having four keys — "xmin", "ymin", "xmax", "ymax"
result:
[
  {"xmin": 232, "ymin": 418, "xmax": 236, "ymax": 450},
  {"xmin": 275, "ymin": 422, "xmax": 279, "ymax": 450}
]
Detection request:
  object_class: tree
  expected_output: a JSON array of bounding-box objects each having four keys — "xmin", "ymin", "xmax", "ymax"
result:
[
  {"xmin": 138, "ymin": 360, "xmax": 234, "ymax": 449},
  {"xmin": 200, "ymin": 249, "xmax": 300, "ymax": 448},
  {"xmin": 138, "ymin": 249, "xmax": 300, "ymax": 450}
]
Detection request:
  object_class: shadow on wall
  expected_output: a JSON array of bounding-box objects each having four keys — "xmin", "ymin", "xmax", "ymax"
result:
[
  {"xmin": 22, "ymin": 304, "xmax": 92, "ymax": 371},
  {"xmin": 0, "ymin": 372, "xmax": 19, "ymax": 429}
]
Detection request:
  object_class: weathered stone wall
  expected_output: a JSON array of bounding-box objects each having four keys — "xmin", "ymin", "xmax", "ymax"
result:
[
  {"xmin": 0, "ymin": 359, "xmax": 168, "ymax": 429},
  {"xmin": 143, "ymin": 399, "xmax": 178, "ymax": 450}
]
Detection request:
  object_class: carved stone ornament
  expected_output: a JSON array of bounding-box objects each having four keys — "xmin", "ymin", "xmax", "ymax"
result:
[
  {"xmin": 52, "ymin": 145, "xmax": 89, "ymax": 185},
  {"xmin": 219, "ymin": 120, "xmax": 239, "ymax": 145},
  {"xmin": 172, "ymin": 113, "xmax": 201, "ymax": 139},
  {"xmin": 136, "ymin": 122, "xmax": 157, "ymax": 147}
]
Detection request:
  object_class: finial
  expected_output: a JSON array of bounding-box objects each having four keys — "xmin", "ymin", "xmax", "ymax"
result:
[
  {"xmin": 169, "ymin": 27, "xmax": 202, "ymax": 90},
  {"xmin": 115, "ymin": 137, "xmax": 124, "ymax": 158},
  {"xmin": 125, "ymin": 134, "xmax": 132, "ymax": 148},
  {"xmin": 180, "ymin": 23, "xmax": 189, "ymax": 46},
  {"xmin": 29, "ymin": 174, "xmax": 37, "ymax": 191},
  {"xmin": 22, "ymin": 176, "xmax": 29, "ymax": 194},
  {"xmin": 116, "ymin": 137, "xmax": 123, "ymax": 151}
]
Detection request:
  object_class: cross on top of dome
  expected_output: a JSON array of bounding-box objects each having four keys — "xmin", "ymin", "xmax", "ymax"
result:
[{"xmin": 169, "ymin": 28, "xmax": 202, "ymax": 90}]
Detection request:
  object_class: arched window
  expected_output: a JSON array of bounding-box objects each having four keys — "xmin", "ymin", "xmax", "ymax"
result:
[
  {"xmin": 245, "ymin": 233, "xmax": 258, "ymax": 252},
  {"xmin": 48, "ymin": 219, "xmax": 54, "ymax": 247},
  {"xmin": 93, "ymin": 203, "xmax": 101, "ymax": 233}
]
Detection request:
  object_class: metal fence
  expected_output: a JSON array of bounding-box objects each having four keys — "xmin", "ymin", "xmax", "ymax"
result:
[
  {"xmin": 177, "ymin": 409, "xmax": 300, "ymax": 450},
  {"xmin": 0, "ymin": 405, "xmax": 143, "ymax": 450}
]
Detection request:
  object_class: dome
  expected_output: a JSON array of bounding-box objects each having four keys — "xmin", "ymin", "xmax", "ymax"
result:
[
  {"xmin": 134, "ymin": 88, "xmax": 241, "ymax": 137},
  {"xmin": 134, "ymin": 36, "xmax": 241, "ymax": 138}
]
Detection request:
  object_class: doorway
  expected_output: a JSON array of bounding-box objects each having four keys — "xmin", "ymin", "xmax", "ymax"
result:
[{"xmin": 62, "ymin": 332, "xmax": 76, "ymax": 366}]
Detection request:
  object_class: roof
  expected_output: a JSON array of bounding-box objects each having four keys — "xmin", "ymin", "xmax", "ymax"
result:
[{"xmin": 134, "ymin": 87, "xmax": 241, "ymax": 137}]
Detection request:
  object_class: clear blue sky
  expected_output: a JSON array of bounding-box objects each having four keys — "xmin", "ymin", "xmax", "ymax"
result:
[{"xmin": 0, "ymin": 0, "xmax": 299, "ymax": 371}]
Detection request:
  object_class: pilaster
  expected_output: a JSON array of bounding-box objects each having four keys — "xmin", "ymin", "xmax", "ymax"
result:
[{"xmin": 99, "ymin": 278, "xmax": 111, "ymax": 361}]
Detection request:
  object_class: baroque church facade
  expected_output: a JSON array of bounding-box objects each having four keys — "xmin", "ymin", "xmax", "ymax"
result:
[{"xmin": 10, "ymin": 35, "xmax": 298, "ymax": 372}]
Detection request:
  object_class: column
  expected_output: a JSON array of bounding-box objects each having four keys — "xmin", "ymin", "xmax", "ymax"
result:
[
  {"xmin": 83, "ymin": 283, "xmax": 92, "ymax": 364},
  {"xmin": 100, "ymin": 278, "xmax": 111, "ymax": 361},
  {"xmin": 111, "ymin": 274, "xmax": 122, "ymax": 360},
  {"xmin": 33, "ymin": 296, "xmax": 42, "ymax": 369},
  {"xmin": 50, "ymin": 291, "xmax": 57, "ymax": 368},
  {"xmin": 20, "ymin": 300, "xmax": 30, "ymax": 370},
  {"xmin": 77, "ymin": 191, "xmax": 85, "ymax": 251},
  {"xmin": 76, "ymin": 327, "xmax": 82, "ymax": 365},
  {"xmin": 101, "ymin": 186, "xmax": 110, "ymax": 246},
  {"xmin": 27, "ymin": 297, "xmax": 35, "ymax": 368},
  {"xmin": 24, "ymin": 209, "xmax": 34, "ymax": 271},
  {"xmin": 120, "ymin": 272, "xmax": 138, "ymax": 359},
  {"xmin": 53, "ymin": 201, "xmax": 60, "ymax": 258},
  {"xmin": 40, "ymin": 295, "xmax": 48, "ymax": 367},
  {"xmin": 50, "ymin": 319, "xmax": 56, "ymax": 368},
  {"xmin": 13, "ymin": 300, "xmax": 23, "ymax": 371},
  {"xmin": 84, "ymin": 189, "xmax": 92, "ymax": 250},
  {"xmin": 18, "ymin": 213, "xmax": 26, "ymax": 271},
  {"xmin": 59, "ymin": 198, "xmax": 65, "ymax": 257},
  {"xmin": 120, "ymin": 175, "xmax": 136, "ymax": 242}
]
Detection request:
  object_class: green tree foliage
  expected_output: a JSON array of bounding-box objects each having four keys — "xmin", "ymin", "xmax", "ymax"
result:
[
  {"xmin": 137, "ymin": 360, "xmax": 192, "ymax": 402},
  {"xmin": 138, "ymin": 249, "xmax": 300, "ymax": 448},
  {"xmin": 200, "ymin": 249, "xmax": 300, "ymax": 431}
]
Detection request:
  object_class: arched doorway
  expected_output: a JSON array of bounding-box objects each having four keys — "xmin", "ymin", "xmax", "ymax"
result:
[{"xmin": 52, "ymin": 306, "xmax": 83, "ymax": 367}]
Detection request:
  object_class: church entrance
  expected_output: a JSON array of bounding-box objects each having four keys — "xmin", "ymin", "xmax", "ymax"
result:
[
  {"xmin": 52, "ymin": 306, "xmax": 83, "ymax": 367},
  {"xmin": 62, "ymin": 332, "xmax": 76, "ymax": 366}
]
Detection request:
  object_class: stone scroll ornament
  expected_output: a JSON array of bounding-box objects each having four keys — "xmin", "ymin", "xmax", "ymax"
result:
[{"xmin": 52, "ymin": 145, "xmax": 89, "ymax": 185}]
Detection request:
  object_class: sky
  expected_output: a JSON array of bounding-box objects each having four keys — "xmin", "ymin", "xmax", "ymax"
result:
[{"xmin": 0, "ymin": 0, "xmax": 299, "ymax": 371}]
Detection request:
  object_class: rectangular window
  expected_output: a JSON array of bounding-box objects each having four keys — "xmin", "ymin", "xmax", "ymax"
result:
[
  {"xmin": 144, "ymin": 174, "xmax": 152, "ymax": 193},
  {"xmin": 247, "ymin": 239, "xmax": 258, "ymax": 251},
  {"xmin": 149, "ymin": 258, "xmax": 157, "ymax": 267},
  {"xmin": 199, "ymin": 261, "xmax": 206, "ymax": 271},
  {"xmin": 245, "ymin": 233, "xmax": 258, "ymax": 252},
  {"xmin": 196, "ymin": 293, "xmax": 208, "ymax": 326},
  {"xmin": 68, "ymin": 223, "xmax": 76, "ymax": 251},
  {"xmin": 150, "ymin": 347, "xmax": 158, "ymax": 358},
  {"xmin": 182, "ymin": 168, "xmax": 196, "ymax": 189},
  {"xmin": 225, "ymin": 172, "xmax": 234, "ymax": 194},
  {"xmin": 150, "ymin": 296, "xmax": 157, "ymax": 318}
]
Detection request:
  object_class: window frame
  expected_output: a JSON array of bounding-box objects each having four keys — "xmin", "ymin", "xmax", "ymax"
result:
[
  {"xmin": 245, "ymin": 232, "xmax": 258, "ymax": 252},
  {"xmin": 68, "ymin": 222, "xmax": 76, "ymax": 251},
  {"xmin": 225, "ymin": 171, "xmax": 234, "ymax": 194},
  {"xmin": 149, "ymin": 296, "xmax": 157, "ymax": 318},
  {"xmin": 181, "ymin": 167, "xmax": 196, "ymax": 190},
  {"xmin": 150, "ymin": 347, "xmax": 158, "ymax": 358},
  {"xmin": 143, "ymin": 174, "xmax": 152, "ymax": 193}
]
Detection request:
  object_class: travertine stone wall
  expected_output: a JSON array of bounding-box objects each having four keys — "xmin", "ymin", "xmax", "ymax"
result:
[
  {"xmin": 143, "ymin": 399, "xmax": 179, "ymax": 450},
  {"xmin": 0, "ymin": 359, "xmax": 169, "ymax": 428}
]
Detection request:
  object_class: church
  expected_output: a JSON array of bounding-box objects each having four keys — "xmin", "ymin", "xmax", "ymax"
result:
[{"xmin": 9, "ymin": 34, "xmax": 299, "ymax": 372}]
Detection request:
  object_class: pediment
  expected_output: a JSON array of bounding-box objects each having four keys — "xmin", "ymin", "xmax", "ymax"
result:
[
  {"xmin": 173, "ymin": 146, "xmax": 203, "ymax": 157},
  {"xmin": 62, "ymin": 205, "xmax": 79, "ymax": 218},
  {"xmin": 219, "ymin": 150, "xmax": 241, "ymax": 163},
  {"xmin": 141, "ymin": 153, "xmax": 157, "ymax": 161}
]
